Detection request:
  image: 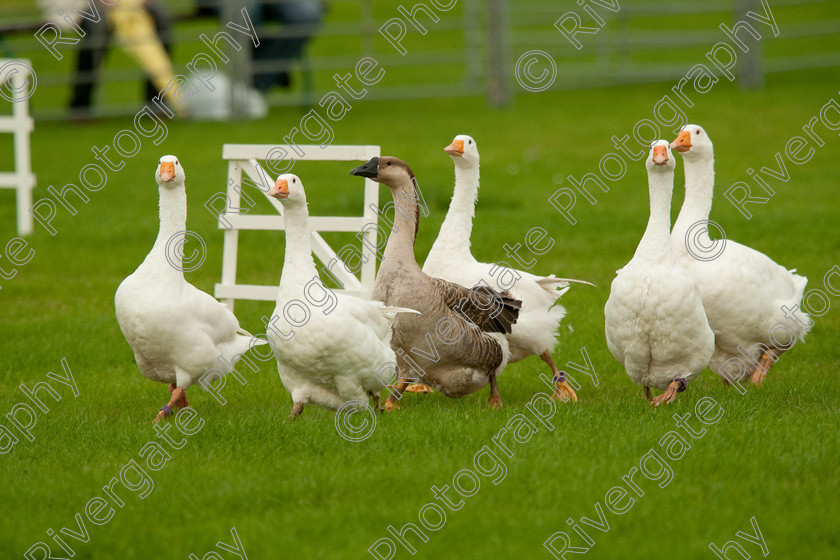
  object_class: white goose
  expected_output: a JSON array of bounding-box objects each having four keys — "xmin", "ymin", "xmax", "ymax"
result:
[
  {"xmin": 422, "ymin": 134, "xmax": 591, "ymax": 402},
  {"xmin": 115, "ymin": 156, "xmax": 264, "ymax": 422},
  {"xmin": 266, "ymin": 174, "xmax": 414, "ymax": 418},
  {"xmin": 605, "ymin": 141, "xmax": 714, "ymax": 405},
  {"xmin": 670, "ymin": 124, "xmax": 811, "ymax": 385}
]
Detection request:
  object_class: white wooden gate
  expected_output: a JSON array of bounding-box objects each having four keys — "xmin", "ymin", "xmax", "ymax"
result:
[
  {"xmin": 214, "ymin": 144, "xmax": 381, "ymax": 311},
  {"xmin": 0, "ymin": 59, "xmax": 36, "ymax": 236}
]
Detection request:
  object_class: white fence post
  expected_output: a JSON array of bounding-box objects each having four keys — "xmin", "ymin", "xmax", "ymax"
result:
[{"xmin": 0, "ymin": 59, "xmax": 36, "ymax": 236}]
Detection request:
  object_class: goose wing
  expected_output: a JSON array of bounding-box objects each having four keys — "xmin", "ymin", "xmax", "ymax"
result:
[{"xmin": 433, "ymin": 278, "xmax": 521, "ymax": 334}]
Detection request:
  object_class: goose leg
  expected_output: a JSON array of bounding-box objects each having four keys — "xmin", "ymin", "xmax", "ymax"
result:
[
  {"xmin": 288, "ymin": 402, "xmax": 305, "ymax": 420},
  {"xmin": 168, "ymin": 382, "xmax": 189, "ymax": 408},
  {"xmin": 389, "ymin": 353, "xmax": 433, "ymax": 393},
  {"xmin": 751, "ymin": 347, "xmax": 786, "ymax": 386},
  {"xmin": 487, "ymin": 374, "xmax": 502, "ymax": 408},
  {"xmin": 384, "ymin": 379, "xmax": 412, "ymax": 412},
  {"xmin": 644, "ymin": 386, "xmax": 651, "ymax": 401},
  {"xmin": 370, "ymin": 393, "xmax": 381, "ymax": 413},
  {"xmin": 154, "ymin": 385, "xmax": 187, "ymax": 423},
  {"xmin": 650, "ymin": 378, "xmax": 686, "ymax": 407},
  {"xmin": 540, "ymin": 351, "xmax": 578, "ymax": 403}
]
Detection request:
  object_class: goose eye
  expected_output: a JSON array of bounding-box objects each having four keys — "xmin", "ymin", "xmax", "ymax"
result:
[
  {"xmin": 386, "ymin": 161, "xmax": 392, "ymax": 166},
  {"xmin": 293, "ymin": 178, "xmax": 297, "ymax": 183},
  {"xmin": 695, "ymin": 130, "xmax": 701, "ymax": 135},
  {"xmin": 468, "ymin": 140, "xmax": 472, "ymax": 145}
]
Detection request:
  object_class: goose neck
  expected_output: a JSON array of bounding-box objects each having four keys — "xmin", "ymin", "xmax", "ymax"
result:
[
  {"xmin": 279, "ymin": 203, "xmax": 318, "ymax": 290},
  {"xmin": 636, "ymin": 169, "xmax": 675, "ymax": 256},
  {"xmin": 436, "ymin": 162, "xmax": 479, "ymax": 253},
  {"xmin": 381, "ymin": 177, "xmax": 422, "ymax": 272},
  {"xmin": 674, "ymin": 154, "xmax": 714, "ymax": 237},
  {"xmin": 146, "ymin": 185, "xmax": 187, "ymax": 273}
]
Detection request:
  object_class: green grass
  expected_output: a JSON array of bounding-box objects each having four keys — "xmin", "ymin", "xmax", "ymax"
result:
[{"xmin": 1, "ymin": 45, "xmax": 839, "ymax": 560}]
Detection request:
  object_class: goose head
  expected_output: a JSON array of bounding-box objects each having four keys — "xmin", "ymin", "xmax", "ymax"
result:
[
  {"xmin": 349, "ymin": 156, "xmax": 415, "ymax": 190},
  {"xmin": 646, "ymin": 140, "xmax": 676, "ymax": 172},
  {"xmin": 155, "ymin": 155, "xmax": 185, "ymax": 189},
  {"xmin": 670, "ymin": 124, "xmax": 713, "ymax": 160},
  {"xmin": 444, "ymin": 134, "xmax": 479, "ymax": 167},
  {"xmin": 268, "ymin": 173, "xmax": 307, "ymax": 208}
]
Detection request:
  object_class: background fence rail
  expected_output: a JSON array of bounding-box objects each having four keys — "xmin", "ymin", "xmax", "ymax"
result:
[{"xmin": 0, "ymin": 0, "xmax": 837, "ymax": 120}]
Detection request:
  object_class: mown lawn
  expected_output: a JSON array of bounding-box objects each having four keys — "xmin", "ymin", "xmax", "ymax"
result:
[{"xmin": 1, "ymin": 33, "xmax": 838, "ymax": 560}]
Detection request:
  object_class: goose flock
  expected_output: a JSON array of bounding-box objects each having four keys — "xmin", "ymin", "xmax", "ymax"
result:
[
  {"xmin": 115, "ymin": 125, "xmax": 810, "ymax": 421},
  {"xmin": 606, "ymin": 126, "xmax": 810, "ymax": 405}
]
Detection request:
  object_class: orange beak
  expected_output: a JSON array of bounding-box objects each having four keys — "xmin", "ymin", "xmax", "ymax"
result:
[
  {"xmin": 652, "ymin": 145, "xmax": 669, "ymax": 165},
  {"xmin": 159, "ymin": 161, "xmax": 175, "ymax": 182},
  {"xmin": 444, "ymin": 139, "xmax": 464, "ymax": 157},
  {"xmin": 269, "ymin": 178, "xmax": 289, "ymax": 198},
  {"xmin": 670, "ymin": 130, "xmax": 691, "ymax": 153}
]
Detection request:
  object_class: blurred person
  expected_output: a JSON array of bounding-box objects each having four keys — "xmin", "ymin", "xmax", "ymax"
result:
[
  {"xmin": 38, "ymin": 0, "xmax": 184, "ymax": 117},
  {"xmin": 196, "ymin": 0, "xmax": 325, "ymax": 91}
]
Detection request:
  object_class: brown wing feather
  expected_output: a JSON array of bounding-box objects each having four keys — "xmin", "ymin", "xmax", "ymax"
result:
[{"xmin": 434, "ymin": 278, "xmax": 521, "ymax": 334}]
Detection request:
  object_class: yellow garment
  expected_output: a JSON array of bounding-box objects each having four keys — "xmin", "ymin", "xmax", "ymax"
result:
[{"xmin": 109, "ymin": 0, "xmax": 187, "ymax": 116}]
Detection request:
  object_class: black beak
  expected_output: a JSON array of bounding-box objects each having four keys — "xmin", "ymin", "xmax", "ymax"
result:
[{"xmin": 349, "ymin": 157, "xmax": 379, "ymax": 178}]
